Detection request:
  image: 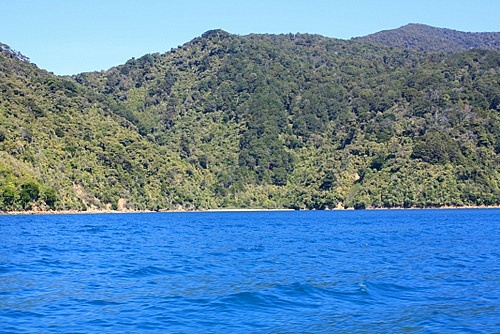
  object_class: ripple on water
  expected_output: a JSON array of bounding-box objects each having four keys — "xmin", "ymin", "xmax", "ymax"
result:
[{"xmin": 0, "ymin": 210, "xmax": 498, "ymax": 333}]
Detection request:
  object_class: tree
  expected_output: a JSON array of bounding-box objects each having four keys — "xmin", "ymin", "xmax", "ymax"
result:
[
  {"xmin": 19, "ymin": 181, "xmax": 40, "ymax": 209},
  {"xmin": 43, "ymin": 187, "xmax": 58, "ymax": 210},
  {"xmin": 0, "ymin": 185, "xmax": 16, "ymax": 210}
]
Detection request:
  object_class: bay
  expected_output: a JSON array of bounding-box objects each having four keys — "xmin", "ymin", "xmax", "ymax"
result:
[{"xmin": 0, "ymin": 209, "xmax": 498, "ymax": 333}]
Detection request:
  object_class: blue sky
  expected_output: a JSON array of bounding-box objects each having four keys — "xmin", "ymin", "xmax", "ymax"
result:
[{"xmin": 1, "ymin": 0, "xmax": 499, "ymax": 75}]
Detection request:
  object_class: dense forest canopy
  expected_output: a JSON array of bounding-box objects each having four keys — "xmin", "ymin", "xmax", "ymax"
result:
[
  {"xmin": 354, "ymin": 24, "xmax": 500, "ymax": 53},
  {"xmin": 1, "ymin": 25, "xmax": 499, "ymax": 211}
]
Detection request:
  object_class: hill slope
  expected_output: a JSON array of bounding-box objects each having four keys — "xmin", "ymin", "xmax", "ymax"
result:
[
  {"xmin": 1, "ymin": 27, "xmax": 500, "ymax": 211},
  {"xmin": 0, "ymin": 43, "xmax": 201, "ymax": 211},
  {"xmin": 354, "ymin": 23, "xmax": 500, "ymax": 52}
]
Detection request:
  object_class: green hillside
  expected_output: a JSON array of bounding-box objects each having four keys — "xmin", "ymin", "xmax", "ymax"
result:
[
  {"xmin": 0, "ymin": 43, "xmax": 201, "ymax": 211},
  {"xmin": 1, "ymin": 27, "xmax": 499, "ymax": 211}
]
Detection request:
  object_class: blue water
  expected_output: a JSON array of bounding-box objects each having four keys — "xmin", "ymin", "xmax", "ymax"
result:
[{"xmin": 0, "ymin": 209, "xmax": 498, "ymax": 333}]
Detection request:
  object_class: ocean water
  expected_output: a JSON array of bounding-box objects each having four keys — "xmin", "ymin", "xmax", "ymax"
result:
[{"xmin": 0, "ymin": 209, "xmax": 498, "ymax": 333}]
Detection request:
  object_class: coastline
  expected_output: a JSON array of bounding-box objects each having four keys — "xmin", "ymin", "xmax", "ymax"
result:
[{"xmin": 2, "ymin": 205, "xmax": 499, "ymax": 215}]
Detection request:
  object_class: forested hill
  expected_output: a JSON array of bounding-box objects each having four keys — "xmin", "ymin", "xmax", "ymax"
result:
[
  {"xmin": 354, "ymin": 24, "xmax": 500, "ymax": 53},
  {"xmin": 1, "ymin": 26, "xmax": 499, "ymax": 212}
]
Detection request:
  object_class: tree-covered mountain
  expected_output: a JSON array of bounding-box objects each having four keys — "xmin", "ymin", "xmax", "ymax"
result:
[
  {"xmin": 354, "ymin": 23, "xmax": 500, "ymax": 53},
  {"xmin": 1, "ymin": 26, "xmax": 499, "ymax": 212},
  {"xmin": 0, "ymin": 43, "xmax": 201, "ymax": 211}
]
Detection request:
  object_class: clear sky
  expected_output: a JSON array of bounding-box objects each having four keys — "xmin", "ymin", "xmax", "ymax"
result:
[{"xmin": 1, "ymin": 0, "xmax": 499, "ymax": 75}]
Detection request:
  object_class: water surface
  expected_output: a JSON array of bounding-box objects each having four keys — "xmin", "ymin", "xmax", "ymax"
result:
[{"xmin": 1, "ymin": 209, "xmax": 498, "ymax": 332}]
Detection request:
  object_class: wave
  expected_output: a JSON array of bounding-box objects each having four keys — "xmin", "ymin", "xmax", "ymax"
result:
[{"xmin": 123, "ymin": 265, "xmax": 178, "ymax": 278}]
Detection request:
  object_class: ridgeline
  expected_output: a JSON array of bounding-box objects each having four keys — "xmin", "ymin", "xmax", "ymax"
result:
[{"xmin": 1, "ymin": 24, "xmax": 499, "ymax": 211}]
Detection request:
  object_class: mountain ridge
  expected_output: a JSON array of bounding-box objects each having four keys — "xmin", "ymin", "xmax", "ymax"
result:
[{"xmin": 353, "ymin": 23, "xmax": 500, "ymax": 52}]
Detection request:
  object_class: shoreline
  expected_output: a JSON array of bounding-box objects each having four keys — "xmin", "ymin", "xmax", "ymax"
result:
[{"xmin": 2, "ymin": 205, "xmax": 499, "ymax": 215}]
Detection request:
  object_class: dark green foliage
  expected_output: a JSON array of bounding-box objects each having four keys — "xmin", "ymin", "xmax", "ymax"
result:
[
  {"xmin": 319, "ymin": 173, "xmax": 336, "ymax": 190},
  {"xmin": 19, "ymin": 181, "xmax": 40, "ymax": 209},
  {"xmin": 42, "ymin": 187, "xmax": 58, "ymax": 210},
  {"xmin": 370, "ymin": 155, "xmax": 387, "ymax": 171},
  {"xmin": 412, "ymin": 130, "xmax": 463, "ymax": 164},
  {"xmin": 1, "ymin": 185, "xmax": 16, "ymax": 210},
  {"xmin": 0, "ymin": 27, "xmax": 499, "ymax": 211}
]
